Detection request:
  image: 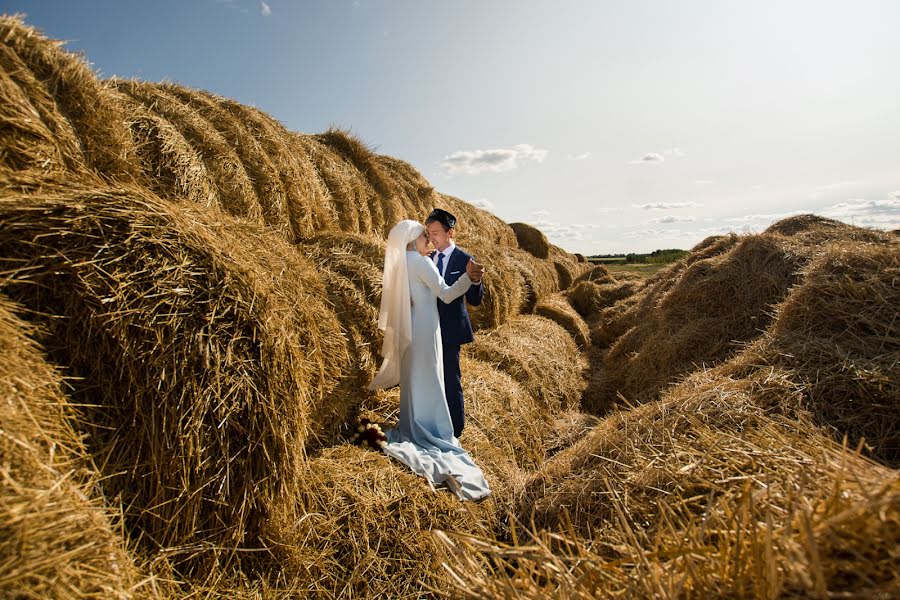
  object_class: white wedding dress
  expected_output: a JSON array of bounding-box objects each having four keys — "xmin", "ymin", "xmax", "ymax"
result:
[{"xmin": 382, "ymin": 251, "xmax": 492, "ymax": 501}]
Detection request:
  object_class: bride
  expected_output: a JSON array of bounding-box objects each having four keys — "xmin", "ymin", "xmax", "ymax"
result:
[{"xmin": 368, "ymin": 220, "xmax": 491, "ymax": 501}]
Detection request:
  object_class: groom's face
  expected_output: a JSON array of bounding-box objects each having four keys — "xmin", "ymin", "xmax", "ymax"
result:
[{"xmin": 426, "ymin": 221, "xmax": 453, "ymax": 251}]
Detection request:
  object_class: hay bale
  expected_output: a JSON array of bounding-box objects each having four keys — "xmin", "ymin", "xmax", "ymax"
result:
[
  {"xmin": 264, "ymin": 444, "xmax": 501, "ymax": 598},
  {"xmin": 0, "ymin": 296, "xmax": 138, "ymax": 597},
  {"xmin": 573, "ymin": 265, "xmax": 614, "ymax": 286},
  {"xmin": 443, "ymin": 376, "xmax": 900, "ymax": 598},
  {"xmin": 465, "ymin": 315, "xmax": 587, "ymax": 414},
  {"xmin": 743, "ymin": 240, "xmax": 900, "ymax": 465},
  {"xmin": 534, "ymin": 293, "xmax": 590, "ymax": 349},
  {"xmin": 218, "ymin": 99, "xmax": 338, "ymax": 237},
  {"xmin": 113, "ymin": 79, "xmax": 262, "ymax": 222},
  {"xmin": 0, "ymin": 182, "xmax": 349, "ymax": 573},
  {"xmin": 166, "ymin": 84, "xmax": 293, "ymax": 239},
  {"xmin": 574, "ymin": 253, "xmax": 586, "ymax": 263},
  {"xmin": 765, "ymin": 213, "xmax": 887, "ymax": 244},
  {"xmin": 509, "ymin": 222, "xmax": 550, "ymax": 259},
  {"xmin": 0, "ymin": 16, "xmax": 138, "ymax": 181},
  {"xmin": 111, "ymin": 87, "xmax": 217, "ymax": 209},
  {"xmin": 587, "ymin": 234, "xmax": 802, "ymax": 413},
  {"xmin": 566, "ymin": 279, "xmax": 639, "ymax": 319}
]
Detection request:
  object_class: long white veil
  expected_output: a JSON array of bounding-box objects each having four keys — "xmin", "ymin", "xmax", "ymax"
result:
[{"xmin": 368, "ymin": 220, "xmax": 424, "ymax": 390}]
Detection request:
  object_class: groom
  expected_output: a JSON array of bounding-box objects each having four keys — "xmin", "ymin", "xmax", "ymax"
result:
[{"xmin": 425, "ymin": 208, "xmax": 484, "ymax": 439}]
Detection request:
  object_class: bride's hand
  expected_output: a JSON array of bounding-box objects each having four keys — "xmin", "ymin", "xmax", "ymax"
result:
[{"xmin": 467, "ymin": 258, "xmax": 486, "ymax": 282}]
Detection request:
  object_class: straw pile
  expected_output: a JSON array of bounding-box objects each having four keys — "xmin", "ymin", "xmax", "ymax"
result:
[
  {"xmin": 534, "ymin": 293, "xmax": 590, "ymax": 349},
  {"xmin": 0, "ymin": 15, "xmax": 139, "ymax": 182},
  {"xmin": 0, "ymin": 295, "xmax": 138, "ymax": 598},
  {"xmin": 510, "ymin": 222, "xmax": 550, "ymax": 259},
  {"xmin": 0, "ymin": 181, "xmax": 351, "ymax": 574},
  {"xmin": 438, "ymin": 378, "xmax": 900, "ymax": 597}
]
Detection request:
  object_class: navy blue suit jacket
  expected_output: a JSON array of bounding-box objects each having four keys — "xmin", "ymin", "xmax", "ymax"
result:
[{"xmin": 433, "ymin": 246, "xmax": 484, "ymax": 346}]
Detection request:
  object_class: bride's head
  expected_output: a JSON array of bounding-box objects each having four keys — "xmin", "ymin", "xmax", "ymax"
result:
[
  {"xmin": 389, "ymin": 220, "xmax": 429, "ymax": 255},
  {"xmin": 407, "ymin": 229, "xmax": 431, "ymax": 255}
]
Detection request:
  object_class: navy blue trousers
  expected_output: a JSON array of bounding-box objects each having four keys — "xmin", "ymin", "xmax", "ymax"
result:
[{"xmin": 442, "ymin": 343, "xmax": 464, "ymax": 438}]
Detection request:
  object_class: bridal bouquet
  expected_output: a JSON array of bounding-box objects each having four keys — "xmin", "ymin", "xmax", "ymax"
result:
[{"xmin": 349, "ymin": 417, "xmax": 388, "ymax": 451}]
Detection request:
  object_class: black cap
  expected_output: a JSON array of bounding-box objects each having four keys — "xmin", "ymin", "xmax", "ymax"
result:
[{"xmin": 427, "ymin": 208, "xmax": 457, "ymax": 230}]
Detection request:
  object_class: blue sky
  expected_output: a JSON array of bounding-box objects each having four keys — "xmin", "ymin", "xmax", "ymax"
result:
[{"xmin": 3, "ymin": 0, "xmax": 899, "ymax": 253}]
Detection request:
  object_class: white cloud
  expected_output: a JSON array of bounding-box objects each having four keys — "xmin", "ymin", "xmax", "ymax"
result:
[
  {"xmin": 664, "ymin": 147, "xmax": 685, "ymax": 158},
  {"xmin": 471, "ymin": 198, "xmax": 495, "ymax": 212},
  {"xmin": 439, "ymin": 143, "xmax": 548, "ymax": 175},
  {"xmin": 531, "ymin": 209, "xmax": 550, "ymax": 218},
  {"xmin": 648, "ymin": 215, "xmax": 696, "ymax": 224},
  {"xmin": 259, "ymin": 0, "xmax": 272, "ymax": 16},
  {"xmin": 633, "ymin": 202, "xmax": 697, "ymax": 210},
  {"xmin": 567, "ymin": 152, "xmax": 591, "ymax": 160},
  {"xmin": 820, "ymin": 197, "xmax": 900, "ymax": 228},
  {"xmin": 725, "ymin": 211, "xmax": 804, "ymax": 223}
]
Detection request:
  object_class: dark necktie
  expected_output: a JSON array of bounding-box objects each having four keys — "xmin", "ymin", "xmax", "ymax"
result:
[{"xmin": 436, "ymin": 252, "xmax": 445, "ymax": 277}]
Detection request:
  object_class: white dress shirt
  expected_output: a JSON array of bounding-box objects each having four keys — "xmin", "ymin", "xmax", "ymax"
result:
[{"xmin": 431, "ymin": 241, "xmax": 456, "ymax": 279}]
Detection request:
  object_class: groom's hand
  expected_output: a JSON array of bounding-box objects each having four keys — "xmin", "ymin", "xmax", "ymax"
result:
[{"xmin": 467, "ymin": 258, "xmax": 486, "ymax": 283}]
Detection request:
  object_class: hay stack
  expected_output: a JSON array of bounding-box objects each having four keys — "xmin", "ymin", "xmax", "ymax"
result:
[
  {"xmin": 0, "ymin": 16, "xmax": 138, "ymax": 181},
  {"xmin": 510, "ymin": 222, "xmax": 550, "ymax": 259},
  {"xmin": 0, "ymin": 296, "xmax": 138, "ymax": 597},
  {"xmin": 439, "ymin": 377, "xmax": 900, "ymax": 597},
  {"xmin": 573, "ymin": 264, "xmax": 614, "ymax": 286},
  {"xmin": 586, "ymin": 233, "xmax": 802, "ymax": 413},
  {"xmin": 164, "ymin": 84, "xmax": 293, "ymax": 239},
  {"xmin": 0, "ymin": 182, "xmax": 349, "ymax": 573},
  {"xmin": 534, "ymin": 293, "xmax": 590, "ymax": 349},
  {"xmin": 113, "ymin": 79, "xmax": 262, "ymax": 222},
  {"xmin": 728, "ymin": 240, "xmax": 900, "ymax": 465},
  {"xmin": 465, "ymin": 315, "xmax": 587, "ymax": 415},
  {"xmin": 566, "ymin": 279, "xmax": 639, "ymax": 319}
]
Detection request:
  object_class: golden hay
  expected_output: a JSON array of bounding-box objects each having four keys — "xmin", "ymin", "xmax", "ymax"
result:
[
  {"xmin": 165, "ymin": 84, "xmax": 293, "ymax": 240},
  {"xmin": 509, "ymin": 222, "xmax": 550, "ymax": 259},
  {"xmin": 0, "ymin": 16, "xmax": 138, "ymax": 181},
  {"xmin": 0, "ymin": 182, "xmax": 349, "ymax": 574},
  {"xmin": 731, "ymin": 241, "xmax": 900, "ymax": 465},
  {"xmin": 264, "ymin": 444, "xmax": 501, "ymax": 599},
  {"xmin": 534, "ymin": 293, "xmax": 590, "ymax": 349},
  {"xmin": 574, "ymin": 253, "xmax": 586, "ymax": 263},
  {"xmin": 465, "ymin": 315, "xmax": 587, "ymax": 415},
  {"xmin": 565, "ymin": 279, "xmax": 639, "ymax": 318},
  {"xmin": 113, "ymin": 79, "xmax": 262, "ymax": 222},
  {"xmin": 0, "ymin": 295, "xmax": 138, "ymax": 598},
  {"xmin": 0, "ymin": 42, "xmax": 84, "ymax": 173},
  {"xmin": 111, "ymin": 87, "xmax": 217, "ymax": 209},
  {"xmin": 586, "ymin": 234, "xmax": 803, "ymax": 413},
  {"xmin": 572, "ymin": 264, "xmax": 614, "ymax": 286}
]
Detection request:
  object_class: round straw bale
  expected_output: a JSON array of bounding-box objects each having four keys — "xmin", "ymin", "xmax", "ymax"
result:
[
  {"xmin": 0, "ymin": 183, "xmax": 349, "ymax": 573},
  {"xmin": 751, "ymin": 241, "xmax": 900, "ymax": 465},
  {"xmin": 573, "ymin": 264, "xmax": 614, "ymax": 286},
  {"xmin": 298, "ymin": 134, "xmax": 375, "ymax": 235},
  {"xmin": 461, "ymin": 243, "xmax": 525, "ymax": 331},
  {"xmin": 264, "ymin": 444, "xmax": 501, "ymax": 598},
  {"xmin": 218, "ymin": 99, "xmax": 336, "ymax": 238},
  {"xmin": 440, "ymin": 193, "xmax": 520, "ymax": 249},
  {"xmin": 0, "ymin": 296, "xmax": 138, "ymax": 597},
  {"xmin": 315, "ymin": 128, "xmax": 401, "ymax": 235},
  {"xmin": 372, "ymin": 154, "xmax": 433, "ymax": 231},
  {"xmin": 0, "ymin": 16, "xmax": 138, "ymax": 181},
  {"xmin": 111, "ymin": 87, "xmax": 217, "ymax": 208},
  {"xmin": 566, "ymin": 279, "xmax": 638, "ymax": 319},
  {"xmin": 534, "ymin": 293, "xmax": 590, "ymax": 349},
  {"xmin": 165, "ymin": 84, "xmax": 292, "ymax": 239},
  {"xmin": 574, "ymin": 253, "xmax": 586, "ymax": 263},
  {"xmin": 470, "ymin": 375, "xmax": 900, "ymax": 598},
  {"xmin": 113, "ymin": 79, "xmax": 262, "ymax": 222},
  {"xmin": 0, "ymin": 47, "xmax": 78, "ymax": 174},
  {"xmin": 509, "ymin": 222, "xmax": 550, "ymax": 259},
  {"xmin": 465, "ymin": 315, "xmax": 587, "ymax": 414},
  {"xmin": 588, "ymin": 234, "xmax": 801, "ymax": 414},
  {"xmin": 0, "ymin": 43, "xmax": 84, "ymax": 172}
]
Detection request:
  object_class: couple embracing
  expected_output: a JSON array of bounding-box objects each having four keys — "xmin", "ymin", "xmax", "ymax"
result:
[{"xmin": 367, "ymin": 208, "xmax": 491, "ymax": 501}]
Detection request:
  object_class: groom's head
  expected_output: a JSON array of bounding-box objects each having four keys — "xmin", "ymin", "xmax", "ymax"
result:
[{"xmin": 425, "ymin": 208, "xmax": 456, "ymax": 252}]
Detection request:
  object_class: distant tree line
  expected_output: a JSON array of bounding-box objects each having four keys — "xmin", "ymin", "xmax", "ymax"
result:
[{"xmin": 590, "ymin": 249, "xmax": 688, "ymax": 264}]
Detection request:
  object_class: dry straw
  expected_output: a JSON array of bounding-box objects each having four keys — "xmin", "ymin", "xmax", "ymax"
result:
[
  {"xmin": 0, "ymin": 181, "xmax": 350, "ymax": 574},
  {"xmin": 0, "ymin": 15, "xmax": 139, "ymax": 181},
  {"xmin": 510, "ymin": 222, "xmax": 550, "ymax": 259},
  {"xmin": 0, "ymin": 295, "xmax": 138, "ymax": 598},
  {"xmin": 113, "ymin": 79, "xmax": 262, "ymax": 222},
  {"xmin": 534, "ymin": 293, "xmax": 590, "ymax": 349}
]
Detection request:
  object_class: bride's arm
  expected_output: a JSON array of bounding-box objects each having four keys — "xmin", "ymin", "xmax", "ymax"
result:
[{"xmin": 413, "ymin": 255, "xmax": 473, "ymax": 304}]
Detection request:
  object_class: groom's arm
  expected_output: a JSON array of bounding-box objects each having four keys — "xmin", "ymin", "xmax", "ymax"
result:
[{"xmin": 465, "ymin": 254, "xmax": 484, "ymax": 306}]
